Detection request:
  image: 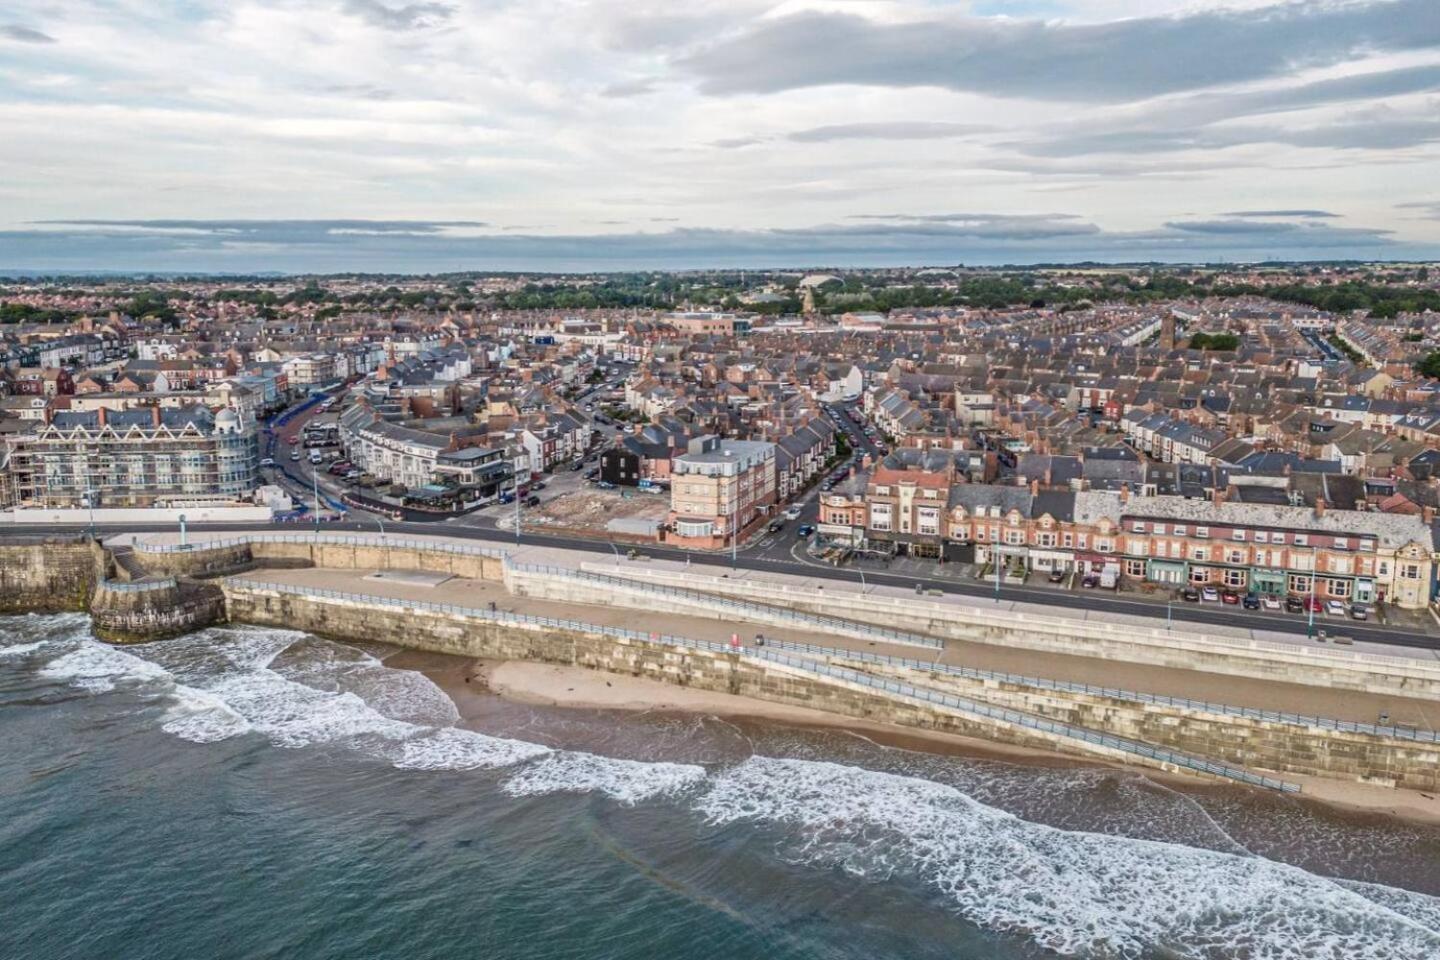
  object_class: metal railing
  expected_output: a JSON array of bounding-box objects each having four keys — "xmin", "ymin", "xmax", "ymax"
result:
[
  {"xmin": 608, "ymin": 564, "xmax": 1440, "ymax": 675},
  {"xmin": 751, "ymin": 635, "xmax": 1438, "ymax": 743},
  {"xmin": 227, "ymin": 577, "xmax": 1300, "ymax": 792},
  {"xmin": 136, "ymin": 532, "xmax": 506, "ymax": 558},
  {"xmin": 752, "ymin": 650, "xmax": 1302, "ymax": 793},
  {"xmin": 97, "ymin": 577, "xmax": 178, "ymax": 594},
  {"xmin": 225, "ymin": 578, "xmax": 732, "ymax": 654},
  {"xmin": 508, "ymin": 560, "xmax": 944, "ymax": 651}
]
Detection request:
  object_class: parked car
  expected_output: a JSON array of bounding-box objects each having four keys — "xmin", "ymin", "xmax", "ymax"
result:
[
  {"xmin": 525, "ymin": 495, "xmax": 541, "ymax": 507},
  {"xmin": 1220, "ymin": 590, "xmax": 1240, "ymax": 605},
  {"xmin": 1181, "ymin": 586, "xmax": 1201, "ymax": 602},
  {"xmin": 1325, "ymin": 599, "xmax": 1346, "ymax": 617},
  {"xmin": 596, "ymin": 480, "xmax": 615, "ymax": 490},
  {"xmin": 1081, "ymin": 574, "xmax": 1100, "ymax": 588},
  {"xmin": 1242, "ymin": 593, "xmax": 1261, "ymax": 609},
  {"xmin": 530, "ymin": 481, "xmax": 546, "ymax": 491},
  {"xmin": 1349, "ymin": 603, "xmax": 1370, "ymax": 621},
  {"xmin": 797, "ymin": 524, "xmax": 814, "ymax": 538},
  {"xmin": 1048, "ymin": 569, "xmax": 1066, "ymax": 584},
  {"xmin": 1284, "ymin": 595, "xmax": 1305, "ymax": 614},
  {"xmin": 290, "ymin": 451, "xmax": 301, "ymax": 461},
  {"xmin": 1306, "ymin": 596, "xmax": 1325, "ymax": 613},
  {"xmin": 768, "ymin": 520, "xmax": 785, "ymax": 533},
  {"xmin": 783, "ymin": 505, "xmax": 803, "ymax": 520},
  {"xmin": 260, "ymin": 457, "xmax": 276, "ymax": 467},
  {"xmin": 1262, "ymin": 595, "xmax": 1282, "ymax": 611},
  {"xmin": 1201, "ymin": 586, "xmax": 1219, "ymax": 602}
]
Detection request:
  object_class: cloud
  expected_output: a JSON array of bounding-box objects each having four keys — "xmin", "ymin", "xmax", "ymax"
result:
[
  {"xmin": 710, "ymin": 136, "xmax": 765, "ymax": 149},
  {"xmin": 678, "ymin": 1, "xmax": 1440, "ymax": 102},
  {"xmin": 787, "ymin": 122, "xmax": 991, "ymax": 142},
  {"xmin": 1, "ymin": 23, "xmax": 56, "ymax": 43},
  {"xmin": 1397, "ymin": 201, "xmax": 1440, "ymax": 220},
  {"xmin": 0, "ymin": 216, "xmax": 1418, "ymax": 274},
  {"xmin": 1222, "ymin": 210, "xmax": 1339, "ymax": 219},
  {"xmin": 1013, "ymin": 113, "xmax": 1440, "ymax": 156},
  {"xmin": 599, "ymin": 77, "xmax": 659, "ymax": 98},
  {"xmin": 342, "ymin": 0, "xmax": 454, "ymax": 31}
]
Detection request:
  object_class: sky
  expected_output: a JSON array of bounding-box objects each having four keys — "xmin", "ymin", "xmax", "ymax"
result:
[{"xmin": 1, "ymin": 0, "xmax": 1438, "ymax": 273}]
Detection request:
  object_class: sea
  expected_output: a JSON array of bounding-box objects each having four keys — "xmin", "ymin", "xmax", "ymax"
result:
[{"xmin": 4, "ymin": 613, "xmax": 1440, "ymax": 960}]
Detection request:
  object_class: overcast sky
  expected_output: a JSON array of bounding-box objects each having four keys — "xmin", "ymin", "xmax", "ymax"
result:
[{"xmin": 1, "ymin": 0, "xmax": 1438, "ymax": 272}]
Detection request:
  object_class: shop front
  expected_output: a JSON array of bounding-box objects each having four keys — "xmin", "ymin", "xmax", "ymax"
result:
[{"xmin": 1145, "ymin": 559, "xmax": 1186, "ymax": 585}]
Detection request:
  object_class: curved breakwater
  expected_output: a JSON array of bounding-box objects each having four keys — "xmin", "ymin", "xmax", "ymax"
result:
[{"xmin": 4, "ymin": 613, "xmax": 1440, "ymax": 960}]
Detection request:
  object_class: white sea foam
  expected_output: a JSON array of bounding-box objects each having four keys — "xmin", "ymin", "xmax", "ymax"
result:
[
  {"xmin": 161, "ymin": 684, "xmax": 253, "ymax": 743},
  {"xmin": 697, "ymin": 757, "xmax": 1440, "ymax": 959},
  {"xmin": 0, "ymin": 641, "xmax": 47, "ymax": 658},
  {"xmin": 392, "ymin": 728, "xmax": 551, "ymax": 771},
  {"xmin": 503, "ymin": 752, "xmax": 707, "ymax": 805},
  {"xmin": 38, "ymin": 640, "xmax": 172, "ymax": 694}
]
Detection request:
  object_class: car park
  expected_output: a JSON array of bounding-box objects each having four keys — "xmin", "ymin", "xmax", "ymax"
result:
[{"xmin": 1201, "ymin": 586, "xmax": 1218, "ymax": 602}]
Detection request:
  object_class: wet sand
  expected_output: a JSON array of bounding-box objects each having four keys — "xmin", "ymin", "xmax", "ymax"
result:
[{"xmin": 382, "ymin": 647, "xmax": 1440, "ymax": 826}]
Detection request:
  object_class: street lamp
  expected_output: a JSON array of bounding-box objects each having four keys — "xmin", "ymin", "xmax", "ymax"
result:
[
  {"xmin": 84, "ymin": 488, "xmax": 96, "ymax": 541},
  {"xmin": 179, "ymin": 513, "xmax": 188, "ymax": 547},
  {"xmin": 1307, "ymin": 545, "xmax": 1319, "ymax": 638}
]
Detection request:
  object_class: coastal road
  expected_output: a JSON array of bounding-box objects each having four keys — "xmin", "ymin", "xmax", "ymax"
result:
[{"xmin": 34, "ymin": 518, "xmax": 1440, "ymax": 654}]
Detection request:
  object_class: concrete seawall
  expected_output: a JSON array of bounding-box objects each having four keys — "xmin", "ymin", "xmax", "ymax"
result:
[
  {"xmin": 221, "ymin": 581, "xmax": 1271, "ymax": 786},
  {"xmin": 0, "ymin": 538, "xmax": 108, "ymax": 613},
  {"xmin": 580, "ymin": 561, "xmax": 1440, "ymax": 701}
]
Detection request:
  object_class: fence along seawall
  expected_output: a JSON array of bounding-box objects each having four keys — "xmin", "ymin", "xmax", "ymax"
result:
[{"xmin": 221, "ymin": 577, "xmax": 1330, "ymax": 792}]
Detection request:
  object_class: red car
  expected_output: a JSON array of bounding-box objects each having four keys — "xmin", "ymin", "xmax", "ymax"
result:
[
  {"xmin": 1306, "ymin": 596, "xmax": 1325, "ymax": 613},
  {"xmin": 1220, "ymin": 590, "xmax": 1241, "ymax": 605}
]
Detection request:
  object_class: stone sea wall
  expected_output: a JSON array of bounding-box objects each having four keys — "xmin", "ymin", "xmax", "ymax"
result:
[
  {"xmin": 0, "ymin": 538, "xmax": 108, "ymax": 613},
  {"xmin": 221, "ymin": 582, "xmax": 1440, "ymax": 792}
]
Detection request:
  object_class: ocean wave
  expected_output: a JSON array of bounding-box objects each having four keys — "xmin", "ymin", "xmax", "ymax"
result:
[
  {"xmin": 392, "ymin": 728, "xmax": 552, "ymax": 771},
  {"xmin": 37, "ymin": 640, "xmax": 172, "ymax": 694},
  {"xmin": 503, "ymin": 753, "xmax": 707, "ymax": 805},
  {"xmin": 697, "ymin": 756, "xmax": 1440, "ymax": 959}
]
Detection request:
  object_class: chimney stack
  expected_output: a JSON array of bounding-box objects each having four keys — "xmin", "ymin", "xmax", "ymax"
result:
[
  {"xmin": 1212, "ymin": 486, "xmax": 1225, "ymax": 506},
  {"xmin": 1120, "ymin": 483, "xmax": 1130, "ymax": 505},
  {"xmin": 1029, "ymin": 478, "xmax": 1039, "ymax": 496},
  {"xmin": 1314, "ymin": 497, "xmax": 1326, "ymax": 518},
  {"xmin": 96, "ymin": 406, "xmax": 107, "ymax": 427},
  {"xmin": 1424, "ymin": 505, "xmax": 1436, "ymax": 525}
]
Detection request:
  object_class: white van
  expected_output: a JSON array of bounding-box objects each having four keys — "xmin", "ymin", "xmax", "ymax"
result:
[{"xmin": 308, "ymin": 450, "xmax": 323, "ymax": 465}]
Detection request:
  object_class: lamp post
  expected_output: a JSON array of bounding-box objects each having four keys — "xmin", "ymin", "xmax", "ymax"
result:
[
  {"xmin": 312, "ymin": 465, "xmax": 321, "ymax": 532},
  {"xmin": 179, "ymin": 513, "xmax": 188, "ymax": 548},
  {"xmin": 1307, "ymin": 545, "xmax": 1319, "ymax": 638},
  {"xmin": 994, "ymin": 543, "xmax": 1002, "ymax": 603},
  {"xmin": 84, "ymin": 488, "xmax": 96, "ymax": 541}
]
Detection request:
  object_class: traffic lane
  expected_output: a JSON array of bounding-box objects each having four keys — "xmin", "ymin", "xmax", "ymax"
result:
[{"xmin": 49, "ymin": 520, "xmax": 1438, "ymax": 651}]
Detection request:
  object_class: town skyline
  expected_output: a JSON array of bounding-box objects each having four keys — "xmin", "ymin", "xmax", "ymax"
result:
[{"xmin": 2, "ymin": 0, "xmax": 1439, "ymax": 270}]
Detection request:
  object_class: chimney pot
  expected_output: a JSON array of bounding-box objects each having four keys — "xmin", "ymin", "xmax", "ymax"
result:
[{"xmin": 1314, "ymin": 497, "xmax": 1326, "ymax": 517}]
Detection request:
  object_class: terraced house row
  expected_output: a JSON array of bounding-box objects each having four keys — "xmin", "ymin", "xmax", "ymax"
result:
[{"xmin": 818, "ymin": 460, "xmax": 1438, "ymax": 609}]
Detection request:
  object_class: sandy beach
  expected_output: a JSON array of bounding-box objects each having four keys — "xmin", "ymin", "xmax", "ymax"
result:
[{"xmin": 382, "ymin": 648, "xmax": 1440, "ymax": 827}]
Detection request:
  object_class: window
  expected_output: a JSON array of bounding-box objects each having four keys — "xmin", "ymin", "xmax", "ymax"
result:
[
  {"xmin": 1126, "ymin": 559, "xmax": 1145, "ymax": 576},
  {"xmin": 1131, "ymin": 540, "xmax": 1149, "ymax": 557},
  {"xmin": 1133, "ymin": 521, "xmax": 1147, "ymax": 533},
  {"xmin": 1190, "ymin": 568, "xmax": 1209, "ymax": 584},
  {"xmin": 1294, "ymin": 534, "xmax": 1307, "ymax": 546},
  {"xmin": 1333, "ymin": 537, "xmax": 1349, "ymax": 550},
  {"xmin": 1403, "ymin": 564, "xmax": 1421, "ymax": 579},
  {"xmin": 1192, "ymin": 547, "xmax": 1209, "ymax": 562},
  {"xmin": 1272, "ymin": 533, "xmax": 1286, "ymax": 545},
  {"xmin": 1153, "ymin": 523, "xmax": 1166, "ymax": 535},
  {"xmin": 1062, "ymin": 533, "xmax": 1074, "ymax": 548},
  {"xmin": 1196, "ymin": 526, "xmax": 1209, "ymax": 538},
  {"xmin": 1173, "ymin": 525, "xmax": 1187, "ymax": 536},
  {"xmin": 1005, "ymin": 530, "xmax": 1024, "ymax": 545},
  {"xmin": 1326, "ymin": 578, "xmax": 1351, "ymax": 599},
  {"xmin": 1227, "ymin": 549, "xmax": 1244, "ymax": 564},
  {"xmin": 1289, "ymin": 574, "xmax": 1311, "ymax": 594},
  {"xmin": 1224, "ymin": 569, "xmax": 1247, "ymax": 587},
  {"xmin": 1231, "ymin": 529, "xmax": 1246, "ymax": 541},
  {"xmin": 1254, "ymin": 531, "xmax": 1268, "ymax": 543},
  {"xmin": 1097, "ymin": 539, "xmax": 1113, "ymax": 553}
]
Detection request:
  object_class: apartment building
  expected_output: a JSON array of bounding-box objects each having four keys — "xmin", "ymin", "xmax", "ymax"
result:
[
  {"xmin": 2, "ymin": 405, "xmax": 259, "ymax": 508},
  {"xmin": 667, "ymin": 436, "xmax": 776, "ymax": 548}
]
